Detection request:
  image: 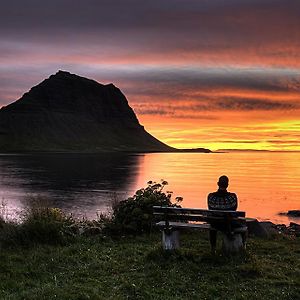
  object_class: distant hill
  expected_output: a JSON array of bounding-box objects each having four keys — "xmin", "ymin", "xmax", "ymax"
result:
[{"xmin": 0, "ymin": 71, "xmax": 210, "ymax": 153}]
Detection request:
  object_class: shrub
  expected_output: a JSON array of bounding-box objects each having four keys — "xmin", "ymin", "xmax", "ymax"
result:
[
  {"xmin": 101, "ymin": 180, "xmax": 182, "ymax": 234},
  {"xmin": 19, "ymin": 197, "xmax": 74, "ymax": 245}
]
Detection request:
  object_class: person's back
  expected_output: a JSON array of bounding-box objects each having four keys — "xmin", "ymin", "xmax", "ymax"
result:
[{"xmin": 207, "ymin": 175, "xmax": 237, "ymax": 211}]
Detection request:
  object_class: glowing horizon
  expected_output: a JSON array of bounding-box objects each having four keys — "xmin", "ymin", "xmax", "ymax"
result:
[{"xmin": 1, "ymin": 1, "xmax": 300, "ymax": 151}]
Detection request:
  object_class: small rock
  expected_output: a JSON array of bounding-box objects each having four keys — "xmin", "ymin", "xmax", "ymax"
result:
[
  {"xmin": 247, "ymin": 220, "xmax": 278, "ymax": 238},
  {"xmin": 289, "ymin": 222, "xmax": 300, "ymax": 237},
  {"xmin": 287, "ymin": 210, "xmax": 300, "ymax": 217},
  {"xmin": 290, "ymin": 222, "xmax": 300, "ymax": 229}
]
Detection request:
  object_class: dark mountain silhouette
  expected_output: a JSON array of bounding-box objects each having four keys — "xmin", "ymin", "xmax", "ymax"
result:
[
  {"xmin": 0, "ymin": 71, "xmax": 210, "ymax": 153},
  {"xmin": 0, "ymin": 71, "xmax": 171, "ymax": 152}
]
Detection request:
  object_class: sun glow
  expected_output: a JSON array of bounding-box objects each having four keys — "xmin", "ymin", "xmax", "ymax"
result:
[{"xmin": 139, "ymin": 115, "xmax": 300, "ymax": 151}]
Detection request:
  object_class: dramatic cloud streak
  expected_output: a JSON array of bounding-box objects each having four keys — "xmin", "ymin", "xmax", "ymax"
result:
[{"xmin": 0, "ymin": 0, "xmax": 300, "ymax": 150}]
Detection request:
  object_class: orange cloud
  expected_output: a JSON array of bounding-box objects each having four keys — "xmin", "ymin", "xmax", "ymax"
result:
[{"xmin": 1, "ymin": 0, "xmax": 300, "ymax": 150}]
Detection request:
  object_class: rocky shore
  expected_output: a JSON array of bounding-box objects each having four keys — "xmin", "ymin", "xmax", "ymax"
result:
[
  {"xmin": 274, "ymin": 222, "xmax": 300, "ymax": 237},
  {"xmin": 286, "ymin": 209, "xmax": 300, "ymax": 217},
  {"xmin": 248, "ymin": 219, "xmax": 300, "ymax": 238},
  {"xmin": 63, "ymin": 219, "xmax": 300, "ymax": 239}
]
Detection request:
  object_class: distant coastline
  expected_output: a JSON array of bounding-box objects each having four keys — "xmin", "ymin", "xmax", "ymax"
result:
[
  {"xmin": 2, "ymin": 148, "xmax": 300, "ymax": 155},
  {"xmin": 0, "ymin": 147, "xmax": 212, "ymax": 155},
  {"xmin": 215, "ymin": 149, "xmax": 300, "ymax": 153}
]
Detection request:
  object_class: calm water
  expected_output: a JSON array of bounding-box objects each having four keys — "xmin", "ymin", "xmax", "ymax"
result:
[{"xmin": 0, "ymin": 152, "xmax": 299, "ymax": 224}]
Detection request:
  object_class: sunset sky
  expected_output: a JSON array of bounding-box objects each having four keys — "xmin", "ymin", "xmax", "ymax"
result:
[{"xmin": 1, "ymin": 0, "xmax": 300, "ymax": 151}]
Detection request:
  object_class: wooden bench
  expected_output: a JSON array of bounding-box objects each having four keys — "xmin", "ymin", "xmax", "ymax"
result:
[{"xmin": 153, "ymin": 206, "xmax": 248, "ymax": 254}]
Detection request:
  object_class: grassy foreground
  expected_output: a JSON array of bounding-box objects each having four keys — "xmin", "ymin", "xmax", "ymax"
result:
[{"xmin": 0, "ymin": 231, "xmax": 299, "ymax": 300}]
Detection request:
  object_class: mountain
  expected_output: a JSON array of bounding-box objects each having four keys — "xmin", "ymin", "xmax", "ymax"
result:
[{"xmin": 0, "ymin": 71, "xmax": 174, "ymax": 152}]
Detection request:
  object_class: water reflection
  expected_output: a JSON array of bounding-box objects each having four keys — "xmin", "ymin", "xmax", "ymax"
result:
[
  {"xmin": 0, "ymin": 153, "xmax": 141, "ymax": 219},
  {"xmin": 0, "ymin": 152, "xmax": 299, "ymax": 224},
  {"xmin": 133, "ymin": 152, "xmax": 300, "ymax": 224}
]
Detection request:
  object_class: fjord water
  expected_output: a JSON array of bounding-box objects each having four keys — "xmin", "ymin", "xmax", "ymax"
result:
[{"xmin": 0, "ymin": 152, "xmax": 299, "ymax": 224}]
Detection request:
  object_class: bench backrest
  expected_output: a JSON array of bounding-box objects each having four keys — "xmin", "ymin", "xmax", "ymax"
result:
[{"xmin": 153, "ymin": 206, "xmax": 245, "ymax": 223}]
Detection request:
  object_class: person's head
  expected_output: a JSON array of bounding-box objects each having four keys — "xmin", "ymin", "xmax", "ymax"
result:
[{"xmin": 217, "ymin": 175, "xmax": 229, "ymax": 190}]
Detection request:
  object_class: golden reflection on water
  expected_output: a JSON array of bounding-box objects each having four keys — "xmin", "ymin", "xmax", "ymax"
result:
[{"xmin": 133, "ymin": 152, "xmax": 300, "ymax": 224}]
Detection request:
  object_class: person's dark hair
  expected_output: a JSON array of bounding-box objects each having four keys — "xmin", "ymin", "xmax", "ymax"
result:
[{"xmin": 218, "ymin": 175, "xmax": 229, "ymax": 189}]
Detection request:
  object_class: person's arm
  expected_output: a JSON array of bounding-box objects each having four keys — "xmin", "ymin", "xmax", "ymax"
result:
[
  {"xmin": 231, "ymin": 193, "xmax": 238, "ymax": 211},
  {"xmin": 207, "ymin": 193, "xmax": 213, "ymax": 210},
  {"xmin": 208, "ymin": 193, "xmax": 217, "ymax": 210}
]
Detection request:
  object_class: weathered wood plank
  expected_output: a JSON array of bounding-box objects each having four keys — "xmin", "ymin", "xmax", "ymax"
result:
[
  {"xmin": 153, "ymin": 206, "xmax": 245, "ymax": 218},
  {"xmin": 154, "ymin": 213, "xmax": 245, "ymax": 225},
  {"xmin": 156, "ymin": 221, "xmax": 211, "ymax": 230}
]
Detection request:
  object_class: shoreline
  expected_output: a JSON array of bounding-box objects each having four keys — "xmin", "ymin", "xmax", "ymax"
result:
[{"xmin": 2, "ymin": 203, "xmax": 299, "ymax": 227}]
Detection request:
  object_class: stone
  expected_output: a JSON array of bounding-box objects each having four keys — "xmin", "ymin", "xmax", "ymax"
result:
[
  {"xmin": 247, "ymin": 220, "xmax": 278, "ymax": 238},
  {"xmin": 289, "ymin": 222, "xmax": 300, "ymax": 237},
  {"xmin": 287, "ymin": 210, "xmax": 300, "ymax": 217},
  {"xmin": 290, "ymin": 222, "xmax": 300, "ymax": 229}
]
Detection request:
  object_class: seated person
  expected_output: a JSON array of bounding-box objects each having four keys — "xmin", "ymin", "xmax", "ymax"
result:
[
  {"xmin": 207, "ymin": 175, "xmax": 245, "ymax": 252},
  {"xmin": 208, "ymin": 175, "xmax": 237, "ymax": 211}
]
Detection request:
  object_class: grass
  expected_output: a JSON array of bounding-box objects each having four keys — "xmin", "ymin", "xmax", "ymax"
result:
[{"xmin": 0, "ymin": 231, "xmax": 299, "ymax": 300}]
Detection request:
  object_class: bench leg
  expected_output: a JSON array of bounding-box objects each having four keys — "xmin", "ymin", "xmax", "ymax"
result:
[
  {"xmin": 222, "ymin": 233, "xmax": 245, "ymax": 255},
  {"xmin": 241, "ymin": 231, "xmax": 247, "ymax": 249},
  {"xmin": 162, "ymin": 230, "xmax": 180, "ymax": 250}
]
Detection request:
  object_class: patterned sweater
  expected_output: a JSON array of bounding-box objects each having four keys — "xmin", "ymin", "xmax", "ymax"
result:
[{"xmin": 207, "ymin": 189, "xmax": 238, "ymax": 211}]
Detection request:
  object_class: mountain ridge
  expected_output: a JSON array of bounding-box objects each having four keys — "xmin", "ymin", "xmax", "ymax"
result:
[{"xmin": 0, "ymin": 71, "xmax": 210, "ymax": 153}]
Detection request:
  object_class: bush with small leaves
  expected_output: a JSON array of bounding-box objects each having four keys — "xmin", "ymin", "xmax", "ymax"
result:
[{"xmin": 102, "ymin": 180, "xmax": 182, "ymax": 234}]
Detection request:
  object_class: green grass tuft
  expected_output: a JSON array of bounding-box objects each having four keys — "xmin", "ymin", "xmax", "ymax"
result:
[{"xmin": 1, "ymin": 231, "xmax": 298, "ymax": 299}]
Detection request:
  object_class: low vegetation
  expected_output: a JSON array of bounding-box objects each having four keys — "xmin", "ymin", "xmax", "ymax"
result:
[
  {"xmin": 0, "ymin": 181, "xmax": 181, "ymax": 247},
  {"xmin": 0, "ymin": 196, "xmax": 75, "ymax": 247},
  {"xmin": 0, "ymin": 232, "xmax": 299, "ymax": 299},
  {"xmin": 0, "ymin": 182, "xmax": 299, "ymax": 299},
  {"xmin": 99, "ymin": 180, "xmax": 182, "ymax": 234}
]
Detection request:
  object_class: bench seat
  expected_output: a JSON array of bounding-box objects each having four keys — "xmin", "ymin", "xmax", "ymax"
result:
[
  {"xmin": 153, "ymin": 206, "xmax": 248, "ymax": 253},
  {"xmin": 156, "ymin": 221, "xmax": 248, "ymax": 233}
]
